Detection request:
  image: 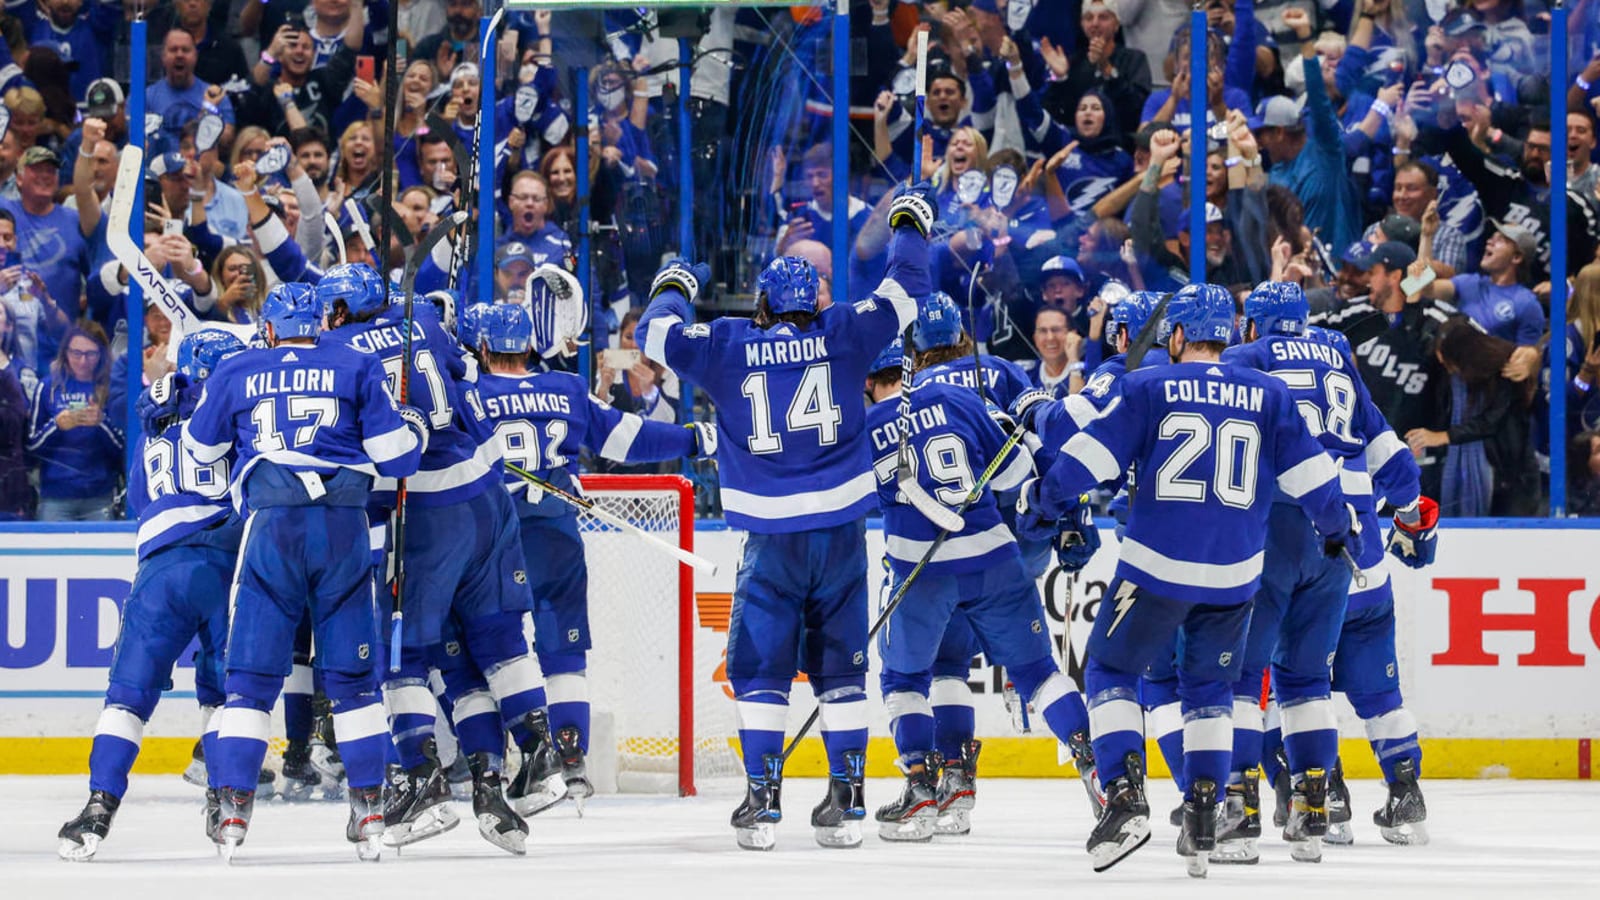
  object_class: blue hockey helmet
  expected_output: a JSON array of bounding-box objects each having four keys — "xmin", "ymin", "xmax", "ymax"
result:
[
  {"xmin": 913, "ymin": 292, "xmax": 964, "ymax": 352},
  {"xmin": 1304, "ymin": 324, "xmax": 1353, "ymax": 358},
  {"xmin": 756, "ymin": 256, "xmax": 819, "ymax": 316},
  {"xmin": 870, "ymin": 336, "xmax": 905, "ymax": 377},
  {"xmin": 1162, "ymin": 283, "xmax": 1235, "ymax": 345},
  {"xmin": 1109, "ymin": 291, "xmax": 1161, "ymax": 346},
  {"xmin": 177, "ymin": 329, "xmax": 246, "ymax": 382},
  {"xmin": 260, "ymin": 282, "xmax": 322, "ymax": 341},
  {"xmin": 480, "ymin": 303, "xmax": 533, "ymax": 354},
  {"xmin": 458, "ymin": 302, "xmax": 492, "ymax": 351},
  {"xmin": 317, "ymin": 262, "xmax": 388, "ymax": 320},
  {"xmin": 1243, "ymin": 281, "xmax": 1308, "ymax": 338}
]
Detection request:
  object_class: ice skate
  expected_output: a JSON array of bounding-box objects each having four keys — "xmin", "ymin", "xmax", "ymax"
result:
[
  {"xmin": 182, "ymin": 738, "xmax": 207, "ymax": 787},
  {"xmin": 810, "ymin": 750, "xmax": 865, "ymax": 848},
  {"xmin": 1325, "ymin": 759, "xmax": 1353, "ymax": 845},
  {"xmin": 935, "ymin": 740, "xmax": 980, "ymax": 836},
  {"xmin": 507, "ymin": 710, "xmax": 568, "ymax": 817},
  {"xmin": 1176, "ymin": 778, "xmax": 1219, "ymax": 878},
  {"xmin": 381, "ymin": 752, "xmax": 459, "ymax": 847},
  {"xmin": 1066, "ymin": 730, "xmax": 1106, "ymax": 820},
  {"xmin": 1284, "ymin": 768, "xmax": 1329, "ymax": 863},
  {"xmin": 468, "ymin": 753, "xmax": 528, "ymax": 856},
  {"xmin": 57, "ymin": 790, "xmax": 120, "ymax": 861},
  {"xmin": 731, "ymin": 754, "xmax": 784, "ymax": 851},
  {"xmin": 874, "ymin": 753, "xmax": 939, "ymax": 843},
  {"xmin": 308, "ymin": 739, "xmax": 346, "ymax": 800},
  {"xmin": 345, "ymin": 785, "xmax": 385, "ymax": 861},
  {"xmin": 1373, "ymin": 758, "xmax": 1429, "ymax": 845},
  {"xmin": 554, "ymin": 725, "xmax": 594, "ymax": 815},
  {"xmin": 202, "ymin": 788, "xmax": 220, "ymax": 841},
  {"xmin": 1086, "ymin": 752, "xmax": 1151, "ymax": 872},
  {"xmin": 1211, "ymin": 768, "xmax": 1262, "ymax": 865},
  {"xmin": 279, "ymin": 741, "xmax": 320, "ymax": 802},
  {"xmin": 208, "ymin": 787, "xmax": 254, "ymax": 861}
]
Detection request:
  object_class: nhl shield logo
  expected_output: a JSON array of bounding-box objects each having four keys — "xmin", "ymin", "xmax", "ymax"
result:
[
  {"xmin": 853, "ymin": 651, "xmax": 865, "ymax": 665},
  {"xmin": 1218, "ymin": 651, "xmax": 1233, "ymax": 667},
  {"xmin": 445, "ymin": 641, "xmax": 461, "ymax": 657},
  {"xmin": 567, "ymin": 629, "xmax": 580, "ymax": 643},
  {"xmin": 1031, "ymin": 619, "xmax": 1042, "ymax": 634},
  {"xmin": 357, "ymin": 644, "xmax": 370, "ymax": 660},
  {"xmin": 514, "ymin": 570, "xmax": 527, "ymax": 584}
]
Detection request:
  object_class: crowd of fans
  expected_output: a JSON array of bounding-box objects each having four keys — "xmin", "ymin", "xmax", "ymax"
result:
[{"xmin": 1, "ymin": 0, "xmax": 1599, "ymax": 520}]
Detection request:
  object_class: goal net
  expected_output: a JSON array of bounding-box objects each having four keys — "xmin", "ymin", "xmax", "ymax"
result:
[{"xmin": 574, "ymin": 474, "xmax": 741, "ymax": 796}]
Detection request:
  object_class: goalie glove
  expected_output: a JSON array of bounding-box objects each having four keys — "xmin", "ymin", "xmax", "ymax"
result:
[
  {"xmin": 650, "ymin": 257, "xmax": 711, "ymax": 303},
  {"xmin": 1053, "ymin": 495, "xmax": 1100, "ymax": 572},
  {"xmin": 397, "ymin": 405, "xmax": 430, "ymax": 457},
  {"xmin": 888, "ymin": 181, "xmax": 938, "ymax": 237},
  {"xmin": 1387, "ymin": 496, "xmax": 1439, "ymax": 568},
  {"xmin": 1009, "ymin": 387, "xmax": 1054, "ymax": 434},
  {"xmin": 686, "ymin": 421, "xmax": 717, "ymax": 458}
]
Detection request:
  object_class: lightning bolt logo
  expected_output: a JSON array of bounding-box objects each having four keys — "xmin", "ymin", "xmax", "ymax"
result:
[{"xmin": 1106, "ymin": 581, "xmax": 1138, "ymax": 638}]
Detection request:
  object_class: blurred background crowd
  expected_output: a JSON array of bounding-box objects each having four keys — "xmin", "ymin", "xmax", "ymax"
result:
[{"xmin": 2, "ymin": 0, "xmax": 1599, "ymax": 522}]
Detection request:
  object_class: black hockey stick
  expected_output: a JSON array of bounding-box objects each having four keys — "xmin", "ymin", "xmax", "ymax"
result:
[
  {"xmin": 388, "ymin": 210, "xmax": 471, "ymax": 674},
  {"xmin": 1125, "ymin": 290, "xmax": 1172, "ymax": 370},
  {"xmin": 780, "ymin": 422, "xmax": 1030, "ymax": 763}
]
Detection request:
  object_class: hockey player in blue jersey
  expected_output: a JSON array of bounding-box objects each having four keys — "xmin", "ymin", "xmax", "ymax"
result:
[
  {"xmin": 1209, "ymin": 287, "xmax": 1426, "ymax": 864},
  {"xmin": 1019, "ymin": 283, "xmax": 1356, "ymax": 875},
  {"xmin": 182, "ymin": 283, "xmax": 428, "ymax": 860},
  {"xmin": 316, "ymin": 263, "xmax": 545, "ymax": 855},
  {"xmin": 637, "ymin": 181, "xmax": 934, "ymax": 850},
  {"xmin": 464, "ymin": 299, "xmax": 711, "ymax": 808},
  {"xmin": 863, "ymin": 337, "xmax": 1098, "ymax": 843},
  {"xmin": 57, "ymin": 330, "xmax": 247, "ymax": 862}
]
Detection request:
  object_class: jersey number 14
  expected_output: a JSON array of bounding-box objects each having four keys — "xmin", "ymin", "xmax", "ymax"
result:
[{"xmin": 741, "ymin": 363, "xmax": 842, "ymax": 454}]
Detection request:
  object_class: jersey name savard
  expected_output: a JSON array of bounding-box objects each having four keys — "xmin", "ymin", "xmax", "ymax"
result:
[{"xmin": 744, "ymin": 335, "xmax": 830, "ymax": 368}]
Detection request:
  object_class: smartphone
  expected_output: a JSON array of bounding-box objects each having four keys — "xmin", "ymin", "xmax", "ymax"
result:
[
  {"xmin": 1399, "ymin": 265, "xmax": 1437, "ymax": 297},
  {"xmin": 396, "ymin": 38, "xmax": 410, "ymax": 64},
  {"xmin": 356, "ymin": 55, "xmax": 376, "ymax": 83},
  {"xmin": 603, "ymin": 348, "xmax": 641, "ymax": 369},
  {"xmin": 163, "ymin": 219, "xmax": 184, "ymax": 237}
]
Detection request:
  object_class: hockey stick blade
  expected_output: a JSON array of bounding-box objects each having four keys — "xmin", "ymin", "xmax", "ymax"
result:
[
  {"xmin": 898, "ymin": 470, "xmax": 966, "ymax": 532},
  {"xmin": 1125, "ymin": 290, "xmax": 1173, "ymax": 370},
  {"xmin": 108, "ymin": 146, "xmax": 202, "ymax": 341},
  {"xmin": 326, "ymin": 212, "xmax": 348, "ymax": 264},
  {"xmin": 506, "ymin": 463, "xmax": 718, "ymax": 575}
]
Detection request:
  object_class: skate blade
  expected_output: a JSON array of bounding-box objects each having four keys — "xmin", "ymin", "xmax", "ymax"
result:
[
  {"xmin": 1186, "ymin": 850, "xmax": 1210, "ymax": 879},
  {"xmin": 477, "ymin": 815, "xmax": 528, "ymax": 856},
  {"xmin": 933, "ymin": 809, "xmax": 972, "ymax": 836},
  {"xmin": 381, "ymin": 804, "xmax": 460, "ymax": 847},
  {"xmin": 510, "ymin": 775, "xmax": 569, "ymax": 817},
  {"xmin": 735, "ymin": 823, "xmax": 777, "ymax": 851},
  {"xmin": 356, "ymin": 835, "xmax": 383, "ymax": 862},
  {"xmin": 1210, "ymin": 837, "xmax": 1259, "ymax": 865},
  {"xmin": 1080, "ymin": 770, "xmax": 1107, "ymax": 819},
  {"xmin": 1289, "ymin": 835, "xmax": 1323, "ymax": 863},
  {"xmin": 1379, "ymin": 821, "xmax": 1428, "ymax": 846},
  {"xmin": 1089, "ymin": 817, "xmax": 1151, "ymax": 873},
  {"xmin": 876, "ymin": 809, "xmax": 936, "ymax": 843},
  {"xmin": 219, "ymin": 835, "xmax": 242, "ymax": 864},
  {"xmin": 182, "ymin": 761, "xmax": 208, "ymax": 788},
  {"xmin": 57, "ymin": 835, "xmax": 100, "ymax": 862},
  {"xmin": 1325, "ymin": 821, "xmax": 1354, "ymax": 845},
  {"xmin": 813, "ymin": 821, "xmax": 862, "ymax": 849}
]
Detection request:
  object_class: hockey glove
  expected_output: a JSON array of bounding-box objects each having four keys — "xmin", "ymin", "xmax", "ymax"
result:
[
  {"xmin": 138, "ymin": 372, "xmax": 187, "ymax": 433},
  {"xmin": 687, "ymin": 421, "xmax": 717, "ymax": 458},
  {"xmin": 985, "ymin": 402, "xmax": 1017, "ymax": 436},
  {"xmin": 1053, "ymin": 496, "xmax": 1101, "ymax": 572},
  {"xmin": 1009, "ymin": 387, "xmax": 1054, "ymax": 434},
  {"xmin": 1387, "ymin": 496, "xmax": 1439, "ymax": 568},
  {"xmin": 650, "ymin": 257, "xmax": 712, "ymax": 303},
  {"xmin": 397, "ymin": 405, "xmax": 430, "ymax": 456},
  {"xmin": 888, "ymin": 181, "xmax": 938, "ymax": 237},
  {"xmin": 1321, "ymin": 503, "xmax": 1362, "ymax": 563},
  {"xmin": 1013, "ymin": 478, "xmax": 1059, "ymax": 543}
]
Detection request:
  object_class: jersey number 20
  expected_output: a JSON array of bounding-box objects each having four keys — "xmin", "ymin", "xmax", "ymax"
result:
[{"xmin": 1153, "ymin": 412, "xmax": 1261, "ymax": 509}]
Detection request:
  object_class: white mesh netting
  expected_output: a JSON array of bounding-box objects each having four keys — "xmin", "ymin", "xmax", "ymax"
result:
[{"xmin": 577, "ymin": 477, "xmax": 741, "ymax": 793}]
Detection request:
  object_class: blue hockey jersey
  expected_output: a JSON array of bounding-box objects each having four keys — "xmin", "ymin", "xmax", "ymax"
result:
[
  {"xmin": 323, "ymin": 305, "xmax": 497, "ymax": 507},
  {"xmin": 638, "ymin": 233, "xmax": 925, "ymax": 533},
  {"xmin": 1038, "ymin": 361, "xmax": 1348, "ymax": 605},
  {"xmin": 913, "ymin": 354, "xmax": 1034, "ymax": 412},
  {"xmin": 1222, "ymin": 335, "xmax": 1419, "ymax": 514},
  {"xmin": 130, "ymin": 386, "xmax": 240, "ymax": 561},
  {"xmin": 868, "ymin": 380, "xmax": 1034, "ymax": 577},
  {"xmin": 183, "ymin": 342, "xmax": 423, "ymax": 510},
  {"xmin": 465, "ymin": 369, "xmax": 696, "ymax": 519}
]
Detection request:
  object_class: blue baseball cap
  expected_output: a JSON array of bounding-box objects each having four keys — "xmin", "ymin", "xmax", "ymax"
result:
[{"xmin": 1040, "ymin": 256, "xmax": 1086, "ymax": 283}]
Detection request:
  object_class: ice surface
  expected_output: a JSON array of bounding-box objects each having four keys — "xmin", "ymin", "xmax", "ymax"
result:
[{"xmin": 4, "ymin": 776, "xmax": 1596, "ymax": 899}]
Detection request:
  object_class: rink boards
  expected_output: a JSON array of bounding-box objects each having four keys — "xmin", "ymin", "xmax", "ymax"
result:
[{"xmin": 2, "ymin": 520, "xmax": 1597, "ymax": 780}]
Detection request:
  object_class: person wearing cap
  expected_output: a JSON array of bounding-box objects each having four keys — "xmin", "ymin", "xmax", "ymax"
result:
[
  {"xmin": 1, "ymin": 145, "xmax": 88, "ymax": 366},
  {"xmin": 18, "ymin": 0, "xmax": 118, "ymax": 99},
  {"xmin": 1260, "ymin": 8, "xmax": 1361, "ymax": 256},
  {"xmin": 1035, "ymin": 255, "xmax": 1092, "ymax": 336},
  {"xmin": 240, "ymin": 4, "xmax": 360, "ymax": 136},
  {"xmin": 56, "ymin": 78, "xmax": 127, "ymax": 179},
  {"xmin": 493, "ymin": 242, "xmax": 537, "ymax": 303},
  {"xmin": 1412, "ymin": 220, "xmax": 1543, "ymax": 347},
  {"xmin": 1037, "ymin": 0, "xmax": 1153, "ymax": 143}
]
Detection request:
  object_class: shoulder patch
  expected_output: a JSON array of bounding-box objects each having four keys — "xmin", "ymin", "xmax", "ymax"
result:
[
  {"xmin": 853, "ymin": 299, "xmax": 878, "ymax": 314},
  {"xmin": 684, "ymin": 323, "xmax": 711, "ymax": 339}
]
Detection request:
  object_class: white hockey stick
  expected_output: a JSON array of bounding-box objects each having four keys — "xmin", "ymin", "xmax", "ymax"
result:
[
  {"xmin": 108, "ymin": 146, "xmax": 203, "ymax": 346},
  {"xmin": 506, "ymin": 463, "xmax": 718, "ymax": 576},
  {"xmin": 326, "ymin": 211, "xmax": 348, "ymax": 264}
]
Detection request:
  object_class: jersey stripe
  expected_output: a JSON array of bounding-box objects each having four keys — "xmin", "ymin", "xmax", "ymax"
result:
[
  {"xmin": 1276, "ymin": 452, "xmax": 1339, "ymax": 499},
  {"xmin": 886, "ymin": 520, "xmax": 1014, "ymax": 567},
  {"xmin": 1119, "ymin": 537, "xmax": 1265, "ymax": 591},
  {"xmin": 1063, "ymin": 430, "xmax": 1123, "ymax": 484},
  {"xmin": 645, "ymin": 313, "xmax": 683, "ymax": 363},
  {"xmin": 720, "ymin": 471, "xmax": 875, "ymax": 522},
  {"xmin": 598, "ymin": 411, "xmax": 644, "ymax": 461}
]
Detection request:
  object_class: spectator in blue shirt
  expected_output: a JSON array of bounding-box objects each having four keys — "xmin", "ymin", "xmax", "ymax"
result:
[
  {"xmin": 146, "ymin": 27, "xmax": 237, "ymax": 152},
  {"xmin": 26, "ymin": 322, "xmax": 122, "ymax": 521},
  {"xmin": 1417, "ymin": 220, "xmax": 1545, "ymax": 348},
  {"xmin": 1, "ymin": 147, "xmax": 89, "ymax": 367},
  {"xmin": 20, "ymin": 0, "xmax": 119, "ymax": 100},
  {"xmin": 774, "ymin": 143, "xmax": 870, "ymax": 256}
]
